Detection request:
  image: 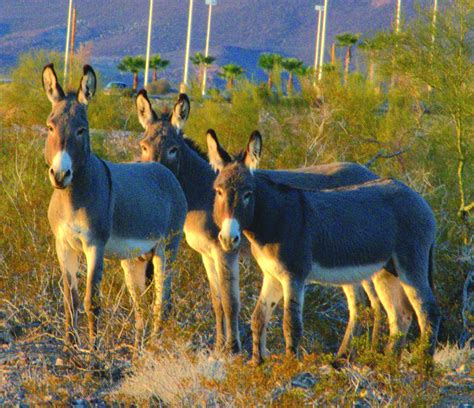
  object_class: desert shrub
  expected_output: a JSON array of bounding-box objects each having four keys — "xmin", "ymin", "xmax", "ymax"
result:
[{"xmin": 146, "ymin": 79, "xmax": 171, "ymax": 95}]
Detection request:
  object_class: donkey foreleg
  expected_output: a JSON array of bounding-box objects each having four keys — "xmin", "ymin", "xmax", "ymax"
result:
[
  {"xmin": 151, "ymin": 246, "xmax": 170, "ymax": 338},
  {"xmin": 215, "ymin": 249, "xmax": 241, "ymax": 353},
  {"xmin": 251, "ymin": 273, "xmax": 283, "ymax": 365},
  {"xmin": 122, "ymin": 258, "xmax": 147, "ymax": 351},
  {"xmin": 56, "ymin": 241, "xmax": 80, "ymax": 347},
  {"xmin": 84, "ymin": 245, "xmax": 105, "ymax": 349},
  {"xmin": 282, "ymin": 279, "xmax": 305, "ymax": 358},
  {"xmin": 202, "ymin": 254, "xmax": 226, "ymax": 351}
]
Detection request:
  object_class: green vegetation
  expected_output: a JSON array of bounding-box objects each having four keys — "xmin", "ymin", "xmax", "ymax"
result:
[{"xmin": 0, "ymin": 1, "xmax": 472, "ymax": 405}]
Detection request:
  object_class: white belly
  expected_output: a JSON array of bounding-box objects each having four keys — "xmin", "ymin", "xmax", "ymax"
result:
[
  {"xmin": 104, "ymin": 236, "xmax": 156, "ymax": 259},
  {"xmin": 307, "ymin": 262, "xmax": 385, "ymax": 285}
]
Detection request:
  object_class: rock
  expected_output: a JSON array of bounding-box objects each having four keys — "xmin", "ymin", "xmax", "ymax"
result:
[{"xmin": 291, "ymin": 372, "xmax": 318, "ymax": 389}]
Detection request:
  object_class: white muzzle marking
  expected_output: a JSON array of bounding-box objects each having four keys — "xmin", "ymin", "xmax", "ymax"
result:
[
  {"xmin": 219, "ymin": 218, "xmax": 241, "ymax": 251},
  {"xmin": 50, "ymin": 150, "xmax": 73, "ymax": 188}
]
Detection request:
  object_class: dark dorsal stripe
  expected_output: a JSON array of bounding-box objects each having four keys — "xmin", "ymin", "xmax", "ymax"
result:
[{"xmin": 256, "ymin": 172, "xmax": 392, "ymax": 194}]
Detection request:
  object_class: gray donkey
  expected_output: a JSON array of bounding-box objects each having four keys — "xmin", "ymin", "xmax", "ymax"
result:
[
  {"xmin": 135, "ymin": 90, "xmax": 413, "ymax": 357},
  {"xmin": 42, "ymin": 65, "xmax": 187, "ymax": 351},
  {"xmin": 210, "ymin": 131, "xmax": 440, "ymax": 365}
]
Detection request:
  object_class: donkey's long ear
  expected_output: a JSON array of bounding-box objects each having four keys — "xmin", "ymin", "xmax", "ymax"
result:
[
  {"xmin": 243, "ymin": 131, "xmax": 262, "ymax": 171},
  {"xmin": 171, "ymin": 93, "xmax": 190, "ymax": 131},
  {"xmin": 206, "ymin": 129, "xmax": 232, "ymax": 172},
  {"xmin": 42, "ymin": 63, "xmax": 65, "ymax": 104},
  {"xmin": 77, "ymin": 65, "xmax": 97, "ymax": 105},
  {"xmin": 136, "ymin": 89, "xmax": 157, "ymax": 129}
]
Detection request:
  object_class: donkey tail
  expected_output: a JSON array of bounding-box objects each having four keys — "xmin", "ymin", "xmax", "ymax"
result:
[{"xmin": 428, "ymin": 243, "xmax": 435, "ymax": 290}]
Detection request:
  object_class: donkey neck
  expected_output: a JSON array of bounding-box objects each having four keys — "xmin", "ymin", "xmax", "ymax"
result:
[
  {"xmin": 55, "ymin": 153, "xmax": 111, "ymax": 209},
  {"xmin": 177, "ymin": 140, "xmax": 216, "ymax": 211},
  {"xmin": 246, "ymin": 175, "xmax": 305, "ymax": 245}
]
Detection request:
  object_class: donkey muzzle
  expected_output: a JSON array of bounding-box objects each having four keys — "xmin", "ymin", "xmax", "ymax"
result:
[
  {"xmin": 49, "ymin": 150, "xmax": 73, "ymax": 188},
  {"xmin": 49, "ymin": 167, "xmax": 72, "ymax": 189},
  {"xmin": 218, "ymin": 218, "xmax": 241, "ymax": 252}
]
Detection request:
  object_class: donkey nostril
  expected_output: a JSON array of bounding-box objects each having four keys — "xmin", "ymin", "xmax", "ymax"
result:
[
  {"xmin": 232, "ymin": 235, "xmax": 240, "ymax": 245},
  {"xmin": 49, "ymin": 168, "xmax": 55, "ymax": 176},
  {"xmin": 65, "ymin": 169, "xmax": 71, "ymax": 178}
]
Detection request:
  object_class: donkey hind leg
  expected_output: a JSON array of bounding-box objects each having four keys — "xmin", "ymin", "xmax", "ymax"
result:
[
  {"xmin": 361, "ymin": 279, "xmax": 384, "ymax": 351},
  {"xmin": 215, "ymin": 249, "xmax": 241, "ymax": 353},
  {"xmin": 84, "ymin": 245, "xmax": 105, "ymax": 349},
  {"xmin": 251, "ymin": 273, "xmax": 283, "ymax": 365},
  {"xmin": 202, "ymin": 254, "xmax": 226, "ymax": 351},
  {"xmin": 395, "ymin": 251, "xmax": 440, "ymax": 355},
  {"xmin": 56, "ymin": 241, "xmax": 80, "ymax": 347},
  {"xmin": 372, "ymin": 269, "xmax": 413, "ymax": 354},
  {"xmin": 282, "ymin": 279, "xmax": 305, "ymax": 358},
  {"xmin": 121, "ymin": 258, "xmax": 148, "ymax": 351},
  {"xmin": 337, "ymin": 284, "xmax": 364, "ymax": 358}
]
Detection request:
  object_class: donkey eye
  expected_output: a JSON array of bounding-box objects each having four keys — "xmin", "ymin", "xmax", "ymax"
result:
[
  {"xmin": 141, "ymin": 145, "xmax": 148, "ymax": 152},
  {"xmin": 47, "ymin": 125, "xmax": 53, "ymax": 132},
  {"xmin": 243, "ymin": 191, "xmax": 253, "ymax": 205},
  {"xmin": 77, "ymin": 127, "xmax": 85, "ymax": 136},
  {"xmin": 215, "ymin": 188, "xmax": 223, "ymax": 197},
  {"xmin": 168, "ymin": 147, "xmax": 178, "ymax": 156}
]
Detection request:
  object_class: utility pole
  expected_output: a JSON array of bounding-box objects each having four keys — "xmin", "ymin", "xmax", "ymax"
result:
[
  {"xmin": 395, "ymin": 0, "xmax": 402, "ymax": 33},
  {"xmin": 182, "ymin": 0, "xmax": 194, "ymax": 92},
  {"xmin": 63, "ymin": 0, "xmax": 73, "ymax": 87},
  {"xmin": 431, "ymin": 0, "xmax": 438, "ymax": 43},
  {"xmin": 313, "ymin": 4, "xmax": 324, "ymax": 84},
  {"xmin": 318, "ymin": 0, "xmax": 328, "ymax": 81},
  {"xmin": 69, "ymin": 7, "xmax": 77, "ymax": 87},
  {"xmin": 202, "ymin": 0, "xmax": 216, "ymax": 96},
  {"xmin": 144, "ymin": 0, "xmax": 154, "ymax": 88}
]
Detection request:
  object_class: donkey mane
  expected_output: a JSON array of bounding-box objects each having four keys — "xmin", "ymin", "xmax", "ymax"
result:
[{"xmin": 184, "ymin": 137, "xmax": 208, "ymax": 161}]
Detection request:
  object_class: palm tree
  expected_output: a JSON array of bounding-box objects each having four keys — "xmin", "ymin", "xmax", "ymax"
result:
[
  {"xmin": 359, "ymin": 37, "xmax": 383, "ymax": 83},
  {"xmin": 190, "ymin": 52, "xmax": 216, "ymax": 88},
  {"xmin": 336, "ymin": 33, "xmax": 360, "ymax": 83},
  {"xmin": 281, "ymin": 57, "xmax": 304, "ymax": 95},
  {"xmin": 149, "ymin": 55, "xmax": 170, "ymax": 82},
  {"xmin": 258, "ymin": 53, "xmax": 282, "ymax": 89},
  {"xmin": 117, "ymin": 55, "xmax": 145, "ymax": 91},
  {"xmin": 218, "ymin": 64, "xmax": 244, "ymax": 89}
]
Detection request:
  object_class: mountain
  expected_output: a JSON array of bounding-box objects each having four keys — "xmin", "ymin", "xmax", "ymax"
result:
[{"xmin": 0, "ymin": 0, "xmax": 419, "ymax": 84}]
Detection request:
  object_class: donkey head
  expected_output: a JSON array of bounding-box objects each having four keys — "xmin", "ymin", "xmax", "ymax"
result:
[
  {"xmin": 136, "ymin": 90, "xmax": 190, "ymax": 175},
  {"xmin": 43, "ymin": 63, "xmax": 96, "ymax": 189},
  {"xmin": 208, "ymin": 130, "xmax": 262, "ymax": 252}
]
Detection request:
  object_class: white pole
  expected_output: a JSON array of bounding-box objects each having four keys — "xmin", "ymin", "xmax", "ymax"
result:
[
  {"xmin": 395, "ymin": 0, "xmax": 402, "ymax": 33},
  {"xmin": 313, "ymin": 5, "xmax": 323, "ymax": 84},
  {"xmin": 202, "ymin": 0, "xmax": 216, "ymax": 96},
  {"xmin": 431, "ymin": 0, "xmax": 438, "ymax": 43},
  {"xmin": 63, "ymin": 0, "xmax": 73, "ymax": 87},
  {"xmin": 183, "ymin": 0, "xmax": 194, "ymax": 90},
  {"xmin": 144, "ymin": 0, "xmax": 154, "ymax": 88},
  {"xmin": 318, "ymin": 0, "xmax": 328, "ymax": 80}
]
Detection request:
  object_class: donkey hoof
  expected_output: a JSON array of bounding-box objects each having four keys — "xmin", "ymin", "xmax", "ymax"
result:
[{"xmin": 249, "ymin": 356, "xmax": 264, "ymax": 367}]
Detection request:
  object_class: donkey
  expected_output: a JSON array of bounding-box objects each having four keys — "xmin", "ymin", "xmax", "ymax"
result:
[
  {"xmin": 42, "ymin": 64, "xmax": 187, "ymax": 351},
  {"xmin": 135, "ymin": 90, "xmax": 413, "ymax": 357},
  {"xmin": 210, "ymin": 131, "xmax": 440, "ymax": 365}
]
